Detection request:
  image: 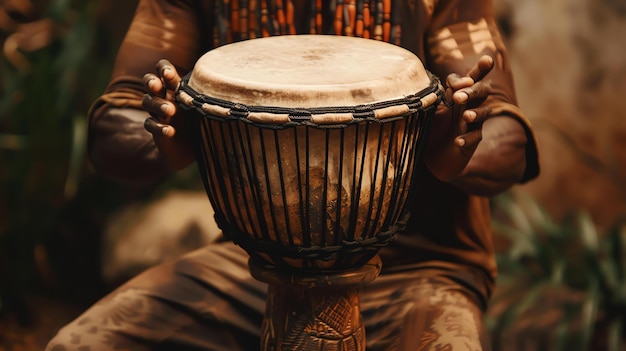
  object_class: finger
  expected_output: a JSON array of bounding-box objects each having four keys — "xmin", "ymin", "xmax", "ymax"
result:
[
  {"xmin": 156, "ymin": 59, "xmax": 182, "ymax": 91},
  {"xmin": 144, "ymin": 117, "xmax": 176, "ymax": 138},
  {"xmin": 466, "ymin": 55, "xmax": 494, "ymax": 82},
  {"xmin": 142, "ymin": 94, "xmax": 177, "ymax": 119},
  {"xmin": 143, "ymin": 73, "xmax": 164, "ymax": 92},
  {"xmin": 455, "ymin": 129, "xmax": 482, "ymax": 155},
  {"xmin": 452, "ymin": 80, "xmax": 492, "ymax": 105},
  {"xmin": 463, "ymin": 105, "xmax": 491, "ymax": 124},
  {"xmin": 446, "ymin": 73, "xmax": 474, "ymax": 91}
]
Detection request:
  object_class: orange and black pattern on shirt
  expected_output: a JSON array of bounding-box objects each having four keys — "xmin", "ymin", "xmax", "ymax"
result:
[{"xmin": 212, "ymin": 0, "xmax": 402, "ymax": 46}]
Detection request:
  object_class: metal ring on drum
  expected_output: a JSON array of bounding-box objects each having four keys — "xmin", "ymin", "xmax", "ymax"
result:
[{"xmin": 176, "ymin": 34, "xmax": 444, "ymax": 351}]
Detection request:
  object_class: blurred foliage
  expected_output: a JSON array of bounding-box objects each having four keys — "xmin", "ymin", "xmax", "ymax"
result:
[
  {"xmin": 488, "ymin": 192, "xmax": 626, "ymax": 351},
  {"xmin": 0, "ymin": 0, "xmax": 136, "ymax": 320},
  {"xmin": 0, "ymin": 0, "xmax": 205, "ymax": 324}
]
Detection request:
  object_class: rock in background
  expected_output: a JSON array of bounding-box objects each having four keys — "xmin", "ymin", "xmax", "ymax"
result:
[
  {"xmin": 101, "ymin": 190, "xmax": 222, "ymax": 286},
  {"xmin": 489, "ymin": 2, "xmax": 626, "ymax": 349},
  {"xmin": 494, "ymin": 0, "xmax": 626, "ymax": 229}
]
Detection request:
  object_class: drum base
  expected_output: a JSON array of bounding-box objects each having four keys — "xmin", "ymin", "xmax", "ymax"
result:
[{"xmin": 249, "ymin": 255, "xmax": 382, "ymax": 351}]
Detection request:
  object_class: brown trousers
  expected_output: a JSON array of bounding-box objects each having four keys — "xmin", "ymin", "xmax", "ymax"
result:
[{"xmin": 45, "ymin": 243, "xmax": 490, "ymax": 351}]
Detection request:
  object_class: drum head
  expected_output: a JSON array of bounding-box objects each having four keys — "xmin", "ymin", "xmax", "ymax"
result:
[
  {"xmin": 186, "ymin": 35, "xmax": 433, "ymax": 109},
  {"xmin": 178, "ymin": 35, "xmax": 444, "ymax": 270}
]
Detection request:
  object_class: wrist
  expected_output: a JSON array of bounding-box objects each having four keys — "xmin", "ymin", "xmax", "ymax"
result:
[{"xmin": 448, "ymin": 115, "xmax": 529, "ymax": 196}]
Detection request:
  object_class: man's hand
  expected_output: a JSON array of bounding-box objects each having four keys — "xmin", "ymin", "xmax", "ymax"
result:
[
  {"xmin": 424, "ymin": 55, "xmax": 494, "ymax": 183},
  {"xmin": 142, "ymin": 59, "xmax": 195, "ymax": 171}
]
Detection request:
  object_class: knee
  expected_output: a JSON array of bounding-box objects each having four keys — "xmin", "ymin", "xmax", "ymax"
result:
[
  {"xmin": 45, "ymin": 326, "xmax": 82, "ymax": 351},
  {"xmin": 399, "ymin": 288, "xmax": 487, "ymax": 351},
  {"xmin": 45, "ymin": 318, "xmax": 128, "ymax": 351}
]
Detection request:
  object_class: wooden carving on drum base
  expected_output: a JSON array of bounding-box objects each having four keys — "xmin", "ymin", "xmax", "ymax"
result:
[
  {"xmin": 176, "ymin": 35, "xmax": 444, "ymax": 351},
  {"xmin": 251, "ymin": 256, "xmax": 381, "ymax": 350}
]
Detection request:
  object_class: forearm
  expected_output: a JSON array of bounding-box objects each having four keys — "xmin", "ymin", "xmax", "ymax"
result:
[
  {"xmin": 89, "ymin": 103, "xmax": 170, "ymax": 186},
  {"xmin": 451, "ymin": 115, "xmax": 528, "ymax": 196},
  {"xmin": 86, "ymin": 0, "xmax": 206, "ymax": 185},
  {"xmin": 425, "ymin": 0, "xmax": 539, "ymax": 195}
]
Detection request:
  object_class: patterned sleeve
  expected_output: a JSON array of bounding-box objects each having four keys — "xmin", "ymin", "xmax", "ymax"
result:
[
  {"xmin": 88, "ymin": 0, "xmax": 209, "ymax": 185},
  {"xmin": 427, "ymin": 0, "xmax": 539, "ymax": 182}
]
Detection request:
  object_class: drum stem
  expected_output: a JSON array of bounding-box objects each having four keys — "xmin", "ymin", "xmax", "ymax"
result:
[{"xmin": 249, "ymin": 256, "xmax": 382, "ymax": 351}]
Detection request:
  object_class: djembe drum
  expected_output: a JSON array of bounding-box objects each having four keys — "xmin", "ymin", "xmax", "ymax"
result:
[{"xmin": 176, "ymin": 35, "xmax": 444, "ymax": 351}]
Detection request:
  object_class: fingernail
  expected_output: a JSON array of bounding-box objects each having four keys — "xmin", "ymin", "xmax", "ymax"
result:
[
  {"xmin": 162, "ymin": 67, "xmax": 173, "ymax": 79},
  {"xmin": 160, "ymin": 103, "xmax": 172, "ymax": 115},
  {"xmin": 457, "ymin": 92, "xmax": 469, "ymax": 104},
  {"xmin": 147, "ymin": 78, "xmax": 157, "ymax": 90},
  {"xmin": 456, "ymin": 137, "xmax": 466, "ymax": 147},
  {"xmin": 466, "ymin": 110, "xmax": 477, "ymax": 122},
  {"xmin": 162, "ymin": 126, "xmax": 173, "ymax": 137}
]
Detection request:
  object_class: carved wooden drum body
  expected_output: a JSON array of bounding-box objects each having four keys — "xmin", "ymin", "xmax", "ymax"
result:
[{"xmin": 176, "ymin": 35, "xmax": 444, "ymax": 272}]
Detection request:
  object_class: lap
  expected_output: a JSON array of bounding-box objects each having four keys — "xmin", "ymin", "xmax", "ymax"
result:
[
  {"xmin": 46, "ymin": 242, "xmax": 489, "ymax": 351},
  {"xmin": 362, "ymin": 271, "xmax": 489, "ymax": 350}
]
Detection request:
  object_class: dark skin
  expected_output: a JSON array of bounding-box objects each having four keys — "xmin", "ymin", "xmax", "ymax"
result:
[{"xmin": 142, "ymin": 55, "xmax": 527, "ymax": 197}]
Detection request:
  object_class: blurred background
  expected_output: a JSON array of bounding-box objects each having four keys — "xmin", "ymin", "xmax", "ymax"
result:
[{"xmin": 0, "ymin": 0, "xmax": 624, "ymax": 350}]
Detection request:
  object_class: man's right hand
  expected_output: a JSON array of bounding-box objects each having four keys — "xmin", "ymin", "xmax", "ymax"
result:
[{"xmin": 142, "ymin": 59, "xmax": 195, "ymax": 171}]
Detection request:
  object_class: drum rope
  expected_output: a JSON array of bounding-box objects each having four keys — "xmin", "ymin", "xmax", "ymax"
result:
[
  {"xmin": 194, "ymin": 115, "xmax": 428, "ymax": 269},
  {"xmin": 177, "ymin": 72, "xmax": 443, "ymax": 129},
  {"xmin": 215, "ymin": 208, "xmax": 406, "ymax": 264}
]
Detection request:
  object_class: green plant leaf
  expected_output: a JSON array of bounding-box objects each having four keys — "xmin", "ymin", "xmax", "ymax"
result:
[
  {"xmin": 551, "ymin": 259, "xmax": 566, "ymax": 284},
  {"xmin": 579, "ymin": 280, "xmax": 600, "ymax": 350},
  {"xmin": 586, "ymin": 218, "xmax": 626, "ymax": 300},
  {"xmin": 551, "ymin": 308, "xmax": 571, "ymax": 351},
  {"xmin": 607, "ymin": 318, "xmax": 623, "ymax": 351},
  {"xmin": 493, "ymin": 192, "xmax": 534, "ymax": 235},
  {"xmin": 64, "ymin": 114, "xmax": 87, "ymax": 199},
  {"xmin": 492, "ymin": 220, "xmax": 537, "ymax": 260},
  {"xmin": 607, "ymin": 218, "xmax": 626, "ymax": 297},
  {"xmin": 490, "ymin": 280, "xmax": 552, "ymax": 346},
  {"xmin": 578, "ymin": 210, "xmax": 599, "ymax": 254},
  {"xmin": 491, "ymin": 192, "xmax": 626, "ymax": 350}
]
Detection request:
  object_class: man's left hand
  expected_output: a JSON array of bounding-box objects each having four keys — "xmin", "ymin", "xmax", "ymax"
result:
[{"xmin": 424, "ymin": 55, "xmax": 495, "ymax": 182}]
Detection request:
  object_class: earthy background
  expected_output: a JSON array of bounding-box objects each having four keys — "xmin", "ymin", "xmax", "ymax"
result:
[
  {"xmin": 1, "ymin": 0, "xmax": 625, "ymax": 349},
  {"xmin": 496, "ymin": 0, "xmax": 626, "ymax": 229}
]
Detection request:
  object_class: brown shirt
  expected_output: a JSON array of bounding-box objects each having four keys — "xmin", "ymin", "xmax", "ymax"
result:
[{"xmin": 89, "ymin": 0, "xmax": 539, "ymax": 307}]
